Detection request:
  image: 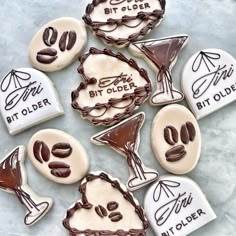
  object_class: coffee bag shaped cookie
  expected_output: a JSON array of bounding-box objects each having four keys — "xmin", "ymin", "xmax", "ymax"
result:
[
  {"xmin": 63, "ymin": 171, "xmax": 148, "ymax": 235},
  {"xmin": 92, "ymin": 112, "xmax": 158, "ymax": 191},
  {"xmin": 0, "ymin": 146, "xmax": 53, "ymax": 226},
  {"xmin": 0, "ymin": 68, "xmax": 64, "ymax": 135},
  {"xmin": 152, "ymin": 104, "xmax": 201, "ymax": 174},
  {"xmin": 29, "ymin": 17, "xmax": 87, "ymax": 71},
  {"xmin": 181, "ymin": 48, "xmax": 236, "ymax": 119},
  {"xmin": 72, "ymin": 47, "xmax": 152, "ymax": 126},
  {"xmin": 129, "ymin": 35, "xmax": 188, "ymax": 105},
  {"xmin": 83, "ymin": 0, "xmax": 166, "ymax": 47},
  {"xmin": 145, "ymin": 175, "xmax": 216, "ymax": 236},
  {"xmin": 27, "ymin": 129, "xmax": 89, "ymax": 184}
]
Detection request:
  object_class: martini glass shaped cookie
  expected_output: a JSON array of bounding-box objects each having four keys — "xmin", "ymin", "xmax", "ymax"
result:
[
  {"xmin": 0, "ymin": 146, "xmax": 53, "ymax": 226},
  {"xmin": 129, "ymin": 35, "xmax": 188, "ymax": 105},
  {"xmin": 92, "ymin": 112, "xmax": 158, "ymax": 191}
]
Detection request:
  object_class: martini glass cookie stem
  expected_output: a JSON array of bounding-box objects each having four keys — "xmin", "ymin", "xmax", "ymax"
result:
[
  {"xmin": 129, "ymin": 35, "xmax": 188, "ymax": 105},
  {"xmin": 91, "ymin": 112, "xmax": 159, "ymax": 191},
  {"xmin": 0, "ymin": 146, "xmax": 53, "ymax": 226}
]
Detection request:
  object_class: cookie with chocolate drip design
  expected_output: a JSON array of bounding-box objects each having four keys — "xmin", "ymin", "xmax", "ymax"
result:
[
  {"xmin": 0, "ymin": 146, "xmax": 53, "ymax": 226},
  {"xmin": 92, "ymin": 112, "xmax": 159, "ymax": 191},
  {"xmin": 129, "ymin": 35, "xmax": 188, "ymax": 105},
  {"xmin": 63, "ymin": 171, "xmax": 148, "ymax": 235},
  {"xmin": 83, "ymin": 0, "xmax": 166, "ymax": 48},
  {"xmin": 72, "ymin": 48, "xmax": 152, "ymax": 127}
]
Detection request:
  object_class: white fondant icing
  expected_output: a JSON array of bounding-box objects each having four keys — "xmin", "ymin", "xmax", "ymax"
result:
[
  {"xmin": 145, "ymin": 175, "xmax": 216, "ymax": 236},
  {"xmin": 0, "ymin": 68, "xmax": 64, "ymax": 135},
  {"xmin": 181, "ymin": 48, "xmax": 236, "ymax": 119}
]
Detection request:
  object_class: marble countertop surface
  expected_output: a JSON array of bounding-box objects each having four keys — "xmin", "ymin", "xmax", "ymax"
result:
[{"xmin": 0, "ymin": 0, "xmax": 236, "ymax": 235}]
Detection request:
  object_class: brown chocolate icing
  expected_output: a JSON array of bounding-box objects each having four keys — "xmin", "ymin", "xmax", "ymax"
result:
[
  {"xmin": 92, "ymin": 113, "xmax": 158, "ymax": 190},
  {"xmin": 0, "ymin": 147, "xmax": 50, "ymax": 225},
  {"xmin": 36, "ymin": 48, "xmax": 58, "ymax": 64},
  {"xmin": 71, "ymin": 47, "xmax": 152, "ymax": 126},
  {"xmin": 43, "ymin": 27, "xmax": 58, "ymax": 46},
  {"xmin": 131, "ymin": 36, "xmax": 188, "ymax": 105},
  {"xmin": 83, "ymin": 0, "xmax": 166, "ymax": 46},
  {"xmin": 63, "ymin": 172, "xmax": 148, "ymax": 236}
]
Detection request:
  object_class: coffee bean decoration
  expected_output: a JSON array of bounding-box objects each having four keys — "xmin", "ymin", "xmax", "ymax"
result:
[
  {"xmin": 108, "ymin": 212, "xmax": 123, "ymax": 222},
  {"xmin": 164, "ymin": 126, "xmax": 178, "ymax": 145},
  {"xmin": 43, "ymin": 27, "xmax": 58, "ymax": 46},
  {"xmin": 36, "ymin": 48, "xmax": 58, "ymax": 64},
  {"xmin": 59, "ymin": 31, "xmax": 77, "ymax": 52},
  {"xmin": 165, "ymin": 145, "xmax": 186, "ymax": 162},
  {"xmin": 33, "ymin": 141, "xmax": 50, "ymax": 163},
  {"xmin": 51, "ymin": 143, "xmax": 72, "ymax": 158},
  {"xmin": 48, "ymin": 161, "xmax": 71, "ymax": 178},
  {"xmin": 95, "ymin": 205, "xmax": 108, "ymax": 218},
  {"xmin": 107, "ymin": 201, "xmax": 119, "ymax": 211}
]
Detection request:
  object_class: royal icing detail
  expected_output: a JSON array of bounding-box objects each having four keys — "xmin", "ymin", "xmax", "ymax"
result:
[
  {"xmin": 63, "ymin": 172, "xmax": 148, "ymax": 235},
  {"xmin": 152, "ymin": 104, "xmax": 201, "ymax": 174},
  {"xmin": 72, "ymin": 48, "xmax": 152, "ymax": 126},
  {"xmin": 83, "ymin": 0, "xmax": 165, "ymax": 47},
  {"xmin": 0, "ymin": 68, "xmax": 64, "ymax": 135},
  {"xmin": 27, "ymin": 129, "xmax": 89, "ymax": 184},
  {"xmin": 0, "ymin": 146, "xmax": 53, "ymax": 226},
  {"xmin": 181, "ymin": 48, "xmax": 236, "ymax": 119},
  {"xmin": 129, "ymin": 35, "xmax": 188, "ymax": 105},
  {"xmin": 29, "ymin": 17, "xmax": 87, "ymax": 72},
  {"xmin": 145, "ymin": 175, "xmax": 216, "ymax": 236},
  {"xmin": 92, "ymin": 112, "xmax": 158, "ymax": 191}
]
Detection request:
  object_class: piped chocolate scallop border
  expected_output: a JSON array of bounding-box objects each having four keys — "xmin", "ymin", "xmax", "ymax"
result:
[
  {"xmin": 63, "ymin": 172, "xmax": 149, "ymax": 236},
  {"xmin": 83, "ymin": 0, "xmax": 166, "ymax": 47},
  {"xmin": 71, "ymin": 47, "xmax": 152, "ymax": 126}
]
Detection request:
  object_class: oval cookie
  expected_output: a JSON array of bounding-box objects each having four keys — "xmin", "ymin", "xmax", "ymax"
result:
[
  {"xmin": 181, "ymin": 48, "xmax": 236, "ymax": 119},
  {"xmin": 151, "ymin": 104, "xmax": 201, "ymax": 174},
  {"xmin": 27, "ymin": 129, "xmax": 89, "ymax": 184},
  {"xmin": 72, "ymin": 47, "xmax": 152, "ymax": 126},
  {"xmin": 83, "ymin": 0, "xmax": 166, "ymax": 47},
  {"xmin": 29, "ymin": 17, "xmax": 87, "ymax": 72}
]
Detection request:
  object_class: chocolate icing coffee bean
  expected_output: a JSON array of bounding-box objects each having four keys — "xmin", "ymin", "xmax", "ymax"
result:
[
  {"xmin": 29, "ymin": 17, "xmax": 87, "ymax": 72},
  {"xmin": 51, "ymin": 143, "xmax": 72, "ymax": 158},
  {"xmin": 33, "ymin": 141, "xmax": 50, "ymax": 163},
  {"xmin": 28, "ymin": 129, "xmax": 89, "ymax": 184},
  {"xmin": 152, "ymin": 104, "xmax": 201, "ymax": 174},
  {"xmin": 108, "ymin": 212, "xmax": 123, "ymax": 222},
  {"xmin": 107, "ymin": 201, "xmax": 119, "ymax": 211},
  {"xmin": 95, "ymin": 205, "xmax": 108, "ymax": 218},
  {"xmin": 43, "ymin": 27, "xmax": 58, "ymax": 46},
  {"xmin": 36, "ymin": 48, "xmax": 58, "ymax": 64}
]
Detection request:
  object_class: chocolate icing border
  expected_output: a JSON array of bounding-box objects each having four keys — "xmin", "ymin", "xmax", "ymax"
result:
[
  {"xmin": 83, "ymin": 0, "xmax": 166, "ymax": 47},
  {"xmin": 63, "ymin": 172, "xmax": 148, "ymax": 236},
  {"xmin": 71, "ymin": 47, "xmax": 152, "ymax": 126}
]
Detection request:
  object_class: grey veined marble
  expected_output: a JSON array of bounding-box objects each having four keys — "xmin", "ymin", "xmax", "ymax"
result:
[{"xmin": 0, "ymin": 0, "xmax": 236, "ymax": 235}]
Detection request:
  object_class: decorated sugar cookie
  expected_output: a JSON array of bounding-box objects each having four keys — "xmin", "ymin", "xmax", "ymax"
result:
[
  {"xmin": 29, "ymin": 17, "xmax": 87, "ymax": 72},
  {"xmin": 0, "ymin": 146, "xmax": 53, "ymax": 226},
  {"xmin": 181, "ymin": 48, "xmax": 236, "ymax": 119},
  {"xmin": 92, "ymin": 112, "xmax": 158, "ymax": 191},
  {"xmin": 145, "ymin": 175, "xmax": 216, "ymax": 236},
  {"xmin": 0, "ymin": 68, "xmax": 64, "ymax": 135},
  {"xmin": 72, "ymin": 47, "xmax": 152, "ymax": 126},
  {"xmin": 63, "ymin": 171, "xmax": 148, "ymax": 235},
  {"xmin": 83, "ymin": 0, "xmax": 166, "ymax": 47},
  {"xmin": 129, "ymin": 35, "xmax": 188, "ymax": 105},
  {"xmin": 27, "ymin": 129, "xmax": 89, "ymax": 184},
  {"xmin": 152, "ymin": 104, "xmax": 201, "ymax": 174}
]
